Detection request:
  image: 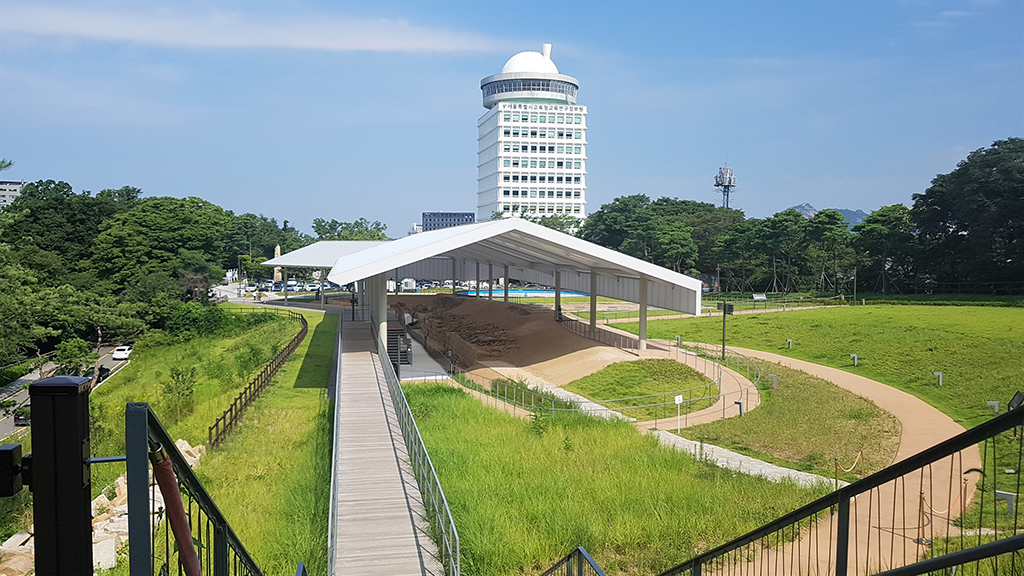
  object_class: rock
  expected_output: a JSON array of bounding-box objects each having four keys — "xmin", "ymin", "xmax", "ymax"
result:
[
  {"xmin": 91, "ymin": 510, "xmax": 113, "ymax": 525},
  {"xmin": 114, "ymin": 476, "xmax": 128, "ymax": 500},
  {"xmin": 0, "ymin": 531, "xmax": 31, "ymax": 552},
  {"xmin": 0, "ymin": 549, "xmax": 34, "ymax": 576},
  {"xmin": 175, "ymin": 438, "xmax": 192, "ymax": 455},
  {"xmin": 93, "ymin": 538, "xmax": 118, "ymax": 569},
  {"xmin": 113, "ymin": 504, "xmax": 128, "ymax": 516},
  {"xmin": 91, "ymin": 493, "xmax": 110, "ymax": 517}
]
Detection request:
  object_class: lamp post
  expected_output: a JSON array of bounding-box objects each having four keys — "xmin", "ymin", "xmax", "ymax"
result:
[{"xmin": 717, "ymin": 301, "xmax": 734, "ymax": 360}]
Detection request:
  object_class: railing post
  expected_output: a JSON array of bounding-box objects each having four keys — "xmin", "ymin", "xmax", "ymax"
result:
[
  {"xmin": 836, "ymin": 492, "xmax": 850, "ymax": 576},
  {"xmin": 214, "ymin": 524, "xmax": 229, "ymax": 576},
  {"xmin": 126, "ymin": 402, "xmax": 152, "ymax": 576},
  {"xmin": 30, "ymin": 375, "xmax": 94, "ymax": 576}
]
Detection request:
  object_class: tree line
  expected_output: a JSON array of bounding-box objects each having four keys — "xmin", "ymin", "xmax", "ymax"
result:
[
  {"xmin": 572, "ymin": 138, "xmax": 1022, "ymax": 295},
  {"xmin": 0, "ymin": 175, "xmax": 388, "ymax": 367}
]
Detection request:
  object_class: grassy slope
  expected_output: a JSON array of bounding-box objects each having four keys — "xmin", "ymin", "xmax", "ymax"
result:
[
  {"xmin": 618, "ymin": 306, "xmax": 1024, "ymax": 428},
  {"xmin": 562, "ymin": 359, "xmax": 717, "ymax": 421},
  {"xmin": 682, "ymin": 359, "xmax": 901, "ymax": 480},
  {"xmin": 197, "ymin": 310, "xmax": 335, "ymax": 575},
  {"xmin": 89, "ymin": 313, "xmax": 302, "ymax": 495},
  {"xmin": 406, "ymin": 383, "xmax": 830, "ymax": 576}
]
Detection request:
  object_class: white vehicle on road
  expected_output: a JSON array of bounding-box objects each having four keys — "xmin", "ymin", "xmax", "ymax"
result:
[{"xmin": 112, "ymin": 346, "xmax": 133, "ymax": 360}]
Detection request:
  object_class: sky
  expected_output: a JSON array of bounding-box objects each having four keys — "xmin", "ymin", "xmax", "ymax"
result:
[{"xmin": 1, "ymin": 0, "xmax": 1022, "ymax": 237}]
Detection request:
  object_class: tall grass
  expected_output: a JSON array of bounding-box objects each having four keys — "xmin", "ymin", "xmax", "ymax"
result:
[
  {"xmin": 682, "ymin": 359, "xmax": 901, "ymax": 480},
  {"xmin": 88, "ymin": 311, "xmax": 301, "ymax": 497},
  {"xmin": 562, "ymin": 359, "xmax": 717, "ymax": 421},
  {"xmin": 405, "ymin": 383, "xmax": 830, "ymax": 576}
]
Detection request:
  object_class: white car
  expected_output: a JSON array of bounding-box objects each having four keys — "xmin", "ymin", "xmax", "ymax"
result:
[{"xmin": 112, "ymin": 346, "xmax": 133, "ymax": 360}]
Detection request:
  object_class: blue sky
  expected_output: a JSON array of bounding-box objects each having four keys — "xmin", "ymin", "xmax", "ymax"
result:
[{"xmin": 1, "ymin": 0, "xmax": 1021, "ymax": 236}]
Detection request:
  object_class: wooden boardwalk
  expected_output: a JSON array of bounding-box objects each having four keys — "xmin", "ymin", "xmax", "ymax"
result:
[{"xmin": 334, "ymin": 322, "xmax": 442, "ymax": 576}]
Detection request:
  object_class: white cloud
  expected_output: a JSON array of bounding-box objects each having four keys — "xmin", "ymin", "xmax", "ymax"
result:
[{"xmin": 0, "ymin": 4, "xmax": 507, "ymax": 52}]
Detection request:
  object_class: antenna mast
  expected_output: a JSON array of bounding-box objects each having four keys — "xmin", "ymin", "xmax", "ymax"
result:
[{"xmin": 714, "ymin": 166, "xmax": 736, "ymax": 208}]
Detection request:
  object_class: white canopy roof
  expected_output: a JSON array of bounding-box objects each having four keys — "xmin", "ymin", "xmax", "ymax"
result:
[
  {"xmin": 262, "ymin": 240, "xmax": 388, "ymax": 268},
  {"xmin": 314, "ymin": 219, "xmax": 702, "ymax": 314}
]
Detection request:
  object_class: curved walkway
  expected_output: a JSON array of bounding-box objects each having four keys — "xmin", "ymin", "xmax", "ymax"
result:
[{"xmin": 651, "ymin": 340, "xmax": 982, "ymax": 575}]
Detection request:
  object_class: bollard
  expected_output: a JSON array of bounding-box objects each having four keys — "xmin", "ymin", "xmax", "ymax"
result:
[
  {"xmin": 786, "ymin": 339, "xmax": 792, "ymax": 349},
  {"xmin": 850, "ymin": 353, "xmax": 858, "ymax": 367},
  {"xmin": 30, "ymin": 375, "xmax": 94, "ymax": 575},
  {"xmin": 768, "ymin": 374, "xmax": 778, "ymax": 389}
]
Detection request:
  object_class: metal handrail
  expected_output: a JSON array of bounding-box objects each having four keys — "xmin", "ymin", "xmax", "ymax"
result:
[
  {"xmin": 872, "ymin": 533, "xmax": 1024, "ymax": 576},
  {"xmin": 369, "ymin": 319, "xmax": 461, "ymax": 576},
  {"xmin": 539, "ymin": 547, "xmax": 608, "ymax": 576},
  {"xmin": 558, "ymin": 315, "xmax": 640, "ymax": 354},
  {"xmin": 126, "ymin": 402, "xmax": 263, "ymax": 576},
  {"xmin": 656, "ymin": 406, "xmax": 1024, "ymax": 576}
]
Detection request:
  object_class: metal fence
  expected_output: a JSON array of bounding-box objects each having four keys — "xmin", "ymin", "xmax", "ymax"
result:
[
  {"xmin": 540, "ymin": 547, "xmax": 607, "ymax": 576},
  {"xmin": 208, "ymin": 309, "xmax": 307, "ymax": 447},
  {"xmin": 369, "ymin": 322, "xmax": 461, "ymax": 576},
  {"xmin": 655, "ymin": 405, "xmax": 1024, "ymax": 576},
  {"xmin": 559, "ymin": 315, "xmax": 640, "ymax": 354},
  {"xmin": 126, "ymin": 403, "xmax": 265, "ymax": 576}
]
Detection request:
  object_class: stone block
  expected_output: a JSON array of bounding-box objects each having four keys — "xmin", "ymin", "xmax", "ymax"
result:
[
  {"xmin": 0, "ymin": 531, "xmax": 30, "ymax": 552},
  {"xmin": 93, "ymin": 538, "xmax": 118, "ymax": 569},
  {"xmin": 91, "ymin": 493, "xmax": 110, "ymax": 517}
]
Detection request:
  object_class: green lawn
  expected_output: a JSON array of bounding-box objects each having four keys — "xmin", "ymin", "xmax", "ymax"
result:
[
  {"xmin": 89, "ymin": 310, "xmax": 303, "ymax": 496},
  {"xmin": 406, "ymin": 383, "xmax": 830, "ymax": 576},
  {"xmin": 562, "ymin": 359, "xmax": 717, "ymax": 421},
  {"xmin": 681, "ymin": 359, "xmax": 901, "ymax": 481},
  {"xmin": 575, "ymin": 309, "xmax": 684, "ymax": 321},
  {"xmin": 94, "ymin": 309, "xmax": 336, "ymax": 576},
  {"xmin": 198, "ymin": 310, "xmax": 335, "ymax": 575},
  {"xmin": 619, "ymin": 306, "xmax": 1024, "ymax": 429}
]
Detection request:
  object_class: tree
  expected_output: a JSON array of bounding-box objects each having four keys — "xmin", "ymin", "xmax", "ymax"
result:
[
  {"xmin": 806, "ymin": 209, "xmax": 855, "ymax": 294},
  {"xmin": 0, "ymin": 159, "xmax": 12, "ymax": 172},
  {"xmin": 911, "ymin": 138, "xmax": 1024, "ymax": 283},
  {"xmin": 520, "ymin": 213, "xmax": 581, "ymax": 234},
  {"xmin": 89, "ymin": 196, "xmax": 230, "ymax": 288},
  {"xmin": 162, "ymin": 366, "xmax": 196, "ymax": 419},
  {"xmin": 853, "ymin": 204, "xmax": 915, "ymax": 294},
  {"xmin": 51, "ymin": 337, "xmax": 97, "ymax": 377},
  {"xmin": 311, "ymin": 217, "xmax": 389, "ymax": 241}
]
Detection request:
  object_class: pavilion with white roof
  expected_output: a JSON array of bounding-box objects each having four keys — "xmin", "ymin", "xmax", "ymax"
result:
[{"xmin": 263, "ymin": 218, "xmax": 701, "ymax": 351}]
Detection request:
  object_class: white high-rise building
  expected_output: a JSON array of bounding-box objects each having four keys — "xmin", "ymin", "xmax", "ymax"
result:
[{"xmin": 477, "ymin": 44, "xmax": 587, "ymax": 221}]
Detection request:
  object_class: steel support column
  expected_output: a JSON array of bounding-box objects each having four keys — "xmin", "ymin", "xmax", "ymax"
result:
[
  {"xmin": 373, "ymin": 272, "xmax": 388, "ymax": 347},
  {"xmin": 503, "ymin": 265, "xmax": 510, "ymax": 302},
  {"xmin": 475, "ymin": 262, "xmax": 481, "ymax": 298},
  {"xmin": 639, "ymin": 276, "xmax": 648, "ymax": 351},
  {"xmin": 488, "ymin": 263, "xmax": 494, "ymax": 300},
  {"xmin": 555, "ymin": 270, "xmax": 562, "ymax": 320},
  {"xmin": 590, "ymin": 272, "xmax": 598, "ymax": 333}
]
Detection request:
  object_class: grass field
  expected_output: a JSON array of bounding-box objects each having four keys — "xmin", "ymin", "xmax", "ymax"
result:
[
  {"xmin": 406, "ymin": 383, "xmax": 830, "ymax": 576},
  {"xmin": 574, "ymin": 309, "xmax": 684, "ymax": 321},
  {"xmin": 94, "ymin": 309, "xmax": 336, "ymax": 576},
  {"xmin": 619, "ymin": 306, "xmax": 1023, "ymax": 429},
  {"xmin": 681, "ymin": 359, "xmax": 901, "ymax": 481},
  {"xmin": 197, "ymin": 311, "xmax": 335, "ymax": 575},
  {"xmin": 562, "ymin": 359, "xmax": 717, "ymax": 421},
  {"xmin": 88, "ymin": 310, "xmax": 304, "ymax": 496}
]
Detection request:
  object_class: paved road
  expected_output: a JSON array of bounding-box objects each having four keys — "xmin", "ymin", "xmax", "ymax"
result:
[{"xmin": 0, "ymin": 345, "xmax": 127, "ymax": 440}]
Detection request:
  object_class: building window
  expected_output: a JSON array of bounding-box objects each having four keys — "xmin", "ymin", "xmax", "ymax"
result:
[
  {"xmin": 512, "ymin": 190, "xmax": 519, "ymax": 197},
  {"xmin": 512, "ymin": 144, "xmax": 519, "ymax": 152},
  {"xmin": 530, "ymin": 114, "xmax": 538, "ymax": 122},
  {"xmin": 548, "ymin": 190, "xmax": 555, "ymax": 198},
  {"xmin": 556, "ymin": 205, "xmax": 564, "ymax": 212},
  {"xmin": 557, "ymin": 161, "xmax": 564, "ymax": 168},
  {"xmin": 513, "ymin": 114, "xmax": 520, "ymax": 122},
  {"xmin": 556, "ymin": 176, "xmax": 563, "ymax": 183},
  {"xmin": 503, "ymin": 190, "xmax": 510, "ymax": 196},
  {"xmin": 530, "ymin": 175, "xmax": 537, "ymax": 183},
  {"xmin": 547, "ymin": 205, "xmax": 554, "ymax": 213},
  {"xmin": 539, "ymin": 160, "xmax": 547, "ymax": 168},
  {"xmin": 503, "ymin": 174, "xmax": 510, "ymax": 181},
  {"xmin": 574, "ymin": 161, "xmax": 581, "ymax": 169},
  {"xmin": 530, "ymin": 130, "xmax": 537, "ymax": 137},
  {"xmin": 557, "ymin": 115, "xmax": 565, "ymax": 123},
  {"xmin": 574, "ymin": 176, "xmax": 581, "ymax": 184},
  {"xmin": 539, "ymin": 130, "xmax": 546, "ymax": 138},
  {"xmin": 503, "ymin": 159, "xmax": 510, "ymax": 167},
  {"xmin": 574, "ymin": 116, "xmax": 581, "ymax": 124},
  {"xmin": 529, "ymin": 160, "xmax": 536, "ymax": 168},
  {"xmin": 513, "ymin": 129, "xmax": 520, "ymax": 137},
  {"xmin": 574, "ymin": 205, "xmax": 581, "ymax": 213},
  {"xmin": 574, "ymin": 190, "xmax": 581, "ymax": 198},
  {"xmin": 530, "ymin": 205, "xmax": 537, "ymax": 212},
  {"xmin": 504, "ymin": 113, "xmax": 511, "ymax": 121},
  {"xmin": 512, "ymin": 160, "xmax": 520, "ymax": 168},
  {"xmin": 539, "ymin": 115, "xmax": 546, "ymax": 123},
  {"xmin": 504, "ymin": 129, "xmax": 511, "ymax": 136},
  {"xmin": 574, "ymin": 147, "xmax": 581, "ymax": 154},
  {"xmin": 556, "ymin": 190, "xmax": 563, "ymax": 198},
  {"xmin": 556, "ymin": 146, "xmax": 564, "ymax": 153},
  {"xmin": 530, "ymin": 190, "xmax": 537, "ymax": 197},
  {"xmin": 504, "ymin": 144, "xmax": 511, "ymax": 152},
  {"xmin": 574, "ymin": 131, "xmax": 581, "ymax": 139},
  {"xmin": 504, "ymin": 204, "xmax": 511, "ymax": 211}
]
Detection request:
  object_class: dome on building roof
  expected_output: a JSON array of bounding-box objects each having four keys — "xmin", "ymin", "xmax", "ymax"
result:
[{"xmin": 501, "ymin": 45, "xmax": 559, "ymax": 74}]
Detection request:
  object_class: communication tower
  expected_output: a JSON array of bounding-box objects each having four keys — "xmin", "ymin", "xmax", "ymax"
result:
[{"xmin": 714, "ymin": 166, "xmax": 736, "ymax": 208}]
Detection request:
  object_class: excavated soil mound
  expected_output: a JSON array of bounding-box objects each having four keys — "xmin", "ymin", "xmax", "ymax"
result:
[{"xmin": 391, "ymin": 294, "xmax": 635, "ymax": 385}]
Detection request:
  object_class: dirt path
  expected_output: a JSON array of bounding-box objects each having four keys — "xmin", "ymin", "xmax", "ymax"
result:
[{"xmin": 655, "ymin": 342, "xmax": 982, "ymax": 575}]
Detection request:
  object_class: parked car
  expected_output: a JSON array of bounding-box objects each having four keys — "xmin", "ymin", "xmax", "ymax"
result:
[
  {"xmin": 112, "ymin": 345, "xmax": 133, "ymax": 360},
  {"xmin": 244, "ymin": 284, "xmax": 257, "ymax": 292},
  {"xmin": 14, "ymin": 406, "xmax": 30, "ymax": 427}
]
